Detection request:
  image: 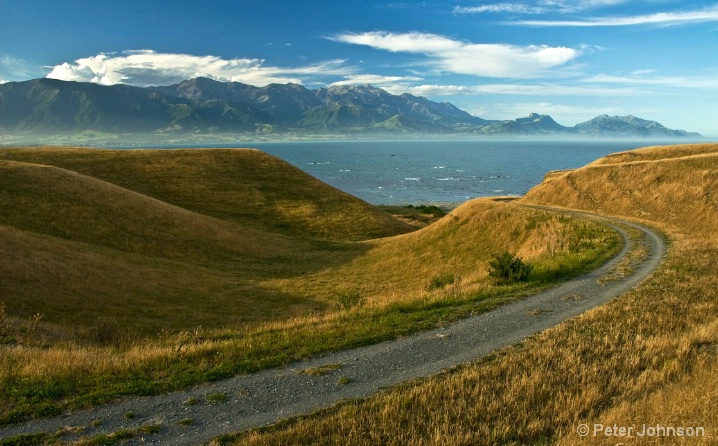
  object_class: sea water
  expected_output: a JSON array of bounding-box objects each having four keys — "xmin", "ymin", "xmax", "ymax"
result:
[{"xmin": 248, "ymin": 139, "xmax": 662, "ymax": 206}]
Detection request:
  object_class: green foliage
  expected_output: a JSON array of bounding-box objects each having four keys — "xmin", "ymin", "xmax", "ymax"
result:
[
  {"xmin": 488, "ymin": 252, "xmax": 533, "ymax": 284},
  {"xmin": 414, "ymin": 205, "xmax": 446, "ymax": 218},
  {"xmin": 336, "ymin": 291, "xmax": 365, "ymax": 311},
  {"xmin": 337, "ymin": 376, "xmax": 352, "ymax": 385},
  {"xmin": 206, "ymin": 392, "xmax": 228, "ymax": 404},
  {"xmin": 426, "ymin": 274, "xmax": 456, "ymax": 291},
  {"xmin": 0, "ymin": 433, "xmax": 48, "ymax": 446}
]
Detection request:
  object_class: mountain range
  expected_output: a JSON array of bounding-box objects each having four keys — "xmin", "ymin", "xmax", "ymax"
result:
[{"xmin": 0, "ymin": 77, "xmax": 701, "ymax": 141}]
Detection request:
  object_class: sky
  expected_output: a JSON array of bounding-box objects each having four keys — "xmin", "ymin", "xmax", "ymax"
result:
[{"xmin": 1, "ymin": 0, "xmax": 717, "ymax": 136}]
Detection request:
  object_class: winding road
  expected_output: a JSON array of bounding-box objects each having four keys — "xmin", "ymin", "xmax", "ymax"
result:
[{"xmin": 0, "ymin": 209, "xmax": 667, "ymax": 445}]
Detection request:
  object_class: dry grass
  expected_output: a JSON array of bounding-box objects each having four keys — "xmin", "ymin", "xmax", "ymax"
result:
[
  {"xmin": 0, "ymin": 147, "xmax": 412, "ymax": 241},
  {"xmin": 269, "ymin": 198, "xmax": 617, "ymax": 310},
  {"xmin": 0, "ymin": 146, "xmax": 619, "ymax": 423},
  {"xmin": 217, "ymin": 143, "xmax": 718, "ymax": 446}
]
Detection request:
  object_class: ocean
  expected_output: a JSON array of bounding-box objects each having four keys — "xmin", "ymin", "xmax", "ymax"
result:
[{"xmin": 243, "ymin": 139, "xmax": 665, "ymax": 206}]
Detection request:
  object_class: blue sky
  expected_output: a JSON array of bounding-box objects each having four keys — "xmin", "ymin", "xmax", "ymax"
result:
[{"xmin": 1, "ymin": 0, "xmax": 717, "ymax": 135}]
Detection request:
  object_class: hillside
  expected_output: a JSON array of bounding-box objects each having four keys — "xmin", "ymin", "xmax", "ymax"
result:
[
  {"xmin": 521, "ymin": 144, "xmax": 718, "ymax": 443},
  {"xmin": 0, "ymin": 146, "xmax": 624, "ymax": 426},
  {"xmin": 200, "ymin": 143, "xmax": 718, "ymax": 446},
  {"xmin": 0, "ymin": 148, "xmax": 411, "ymax": 241},
  {"xmin": 0, "ymin": 148, "xmax": 415, "ymax": 334},
  {"xmin": 523, "ymin": 143, "xmax": 718, "ymax": 234}
]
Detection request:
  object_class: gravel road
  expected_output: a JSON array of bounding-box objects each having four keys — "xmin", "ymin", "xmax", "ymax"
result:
[{"xmin": 0, "ymin": 211, "xmax": 666, "ymax": 445}]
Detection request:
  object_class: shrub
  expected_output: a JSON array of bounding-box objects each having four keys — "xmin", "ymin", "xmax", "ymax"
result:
[
  {"xmin": 416, "ymin": 205, "xmax": 446, "ymax": 218},
  {"xmin": 336, "ymin": 291, "xmax": 365, "ymax": 311},
  {"xmin": 426, "ymin": 274, "xmax": 456, "ymax": 291},
  {"xmin": 488, "ymin": 252, "xmax": 533, "ymax": 284}
]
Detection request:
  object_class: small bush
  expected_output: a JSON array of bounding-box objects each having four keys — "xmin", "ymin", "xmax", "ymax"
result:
[
  {"xmin": 336, "ymin": 291, "xmax": 365, "ymax": 311},
  {"xmin": 415, "ymin": 205, "xmax": 446, "ymax": 218},
  {"xmin": 488, "ymin": 252, "xmax": 533, "ymax": 284},
  {"xmin": 426, "ymin": 274, "xmax": 456, "ymax": 291}
]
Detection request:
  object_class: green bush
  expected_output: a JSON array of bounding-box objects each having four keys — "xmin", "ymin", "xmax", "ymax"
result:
[
  {"xmin": 336, "ymin": 291, "xmax": 365, "ymax": 311},
  {"xmin": 426, "ymin": 274, "xmax": 456, "ymax": 291},
  {"xmin": 415, "ymin": 205, "xmax": 446, "ymax": 218},
  {"xmin": 488, "ymin": 252, "xmax": 533, "ymax": 284}
]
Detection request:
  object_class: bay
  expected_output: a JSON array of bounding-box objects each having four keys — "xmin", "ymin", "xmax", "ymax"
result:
[{"xmin": 249, "ymin": 139, "xmax": 662, "ymax": 206}]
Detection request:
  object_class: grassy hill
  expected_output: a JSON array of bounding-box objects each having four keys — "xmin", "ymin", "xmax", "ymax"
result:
[
  {"xmin": 221, "ymin": 143, "xmax": 718, "ymax": 446},
  {"xmin": 524, "ymin": 143, "xmax": 718, "ymax": 235},
  {"xmin": 0, "ymin": 147, "xmax": 620, "ymax": 426},
  {"xmin": 0, "ymin": 148, "xmax": 412, "ymax": 241}
]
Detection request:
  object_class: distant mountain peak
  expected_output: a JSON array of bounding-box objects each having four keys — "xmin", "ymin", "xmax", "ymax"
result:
[
  {"xmin": 574, "ymin": 114, "xmax": 698, "ymax": 137},
  {"xmin": 0, "ymin": 77, "xmax": 702, "ymax": 140}
]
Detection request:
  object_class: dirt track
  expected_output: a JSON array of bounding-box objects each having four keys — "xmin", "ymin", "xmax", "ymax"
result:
[{"xmin": 0, "ymin": 209, "xmax": 666, "ymax": 445}]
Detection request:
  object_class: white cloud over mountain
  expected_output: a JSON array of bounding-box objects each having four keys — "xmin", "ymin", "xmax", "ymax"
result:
[
  {"xmin": 0, "ymin": 54, "xmax": 41, "ymax": 82},
  {"xmin": 330, "ymin": 31, "xmax": 580, "ymax": 78},
  {"xmin": 330, "ymin": 74, "xmax": 423, "ymax": 87},
  {"xmin": 46, "ymin": 50, "xmax": 352, "ymax": 87}
]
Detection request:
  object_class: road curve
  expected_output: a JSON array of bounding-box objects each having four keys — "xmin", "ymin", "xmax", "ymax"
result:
[{"xmin": 0, "ymin": 208, "xmax": 667, "ymax": 445}]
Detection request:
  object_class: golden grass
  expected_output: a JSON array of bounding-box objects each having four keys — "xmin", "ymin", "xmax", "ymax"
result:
[
  {"xmin": 218, "ymin": 144, "xmax": 718, "ymax": 446},
  {"xmin": 0, "ymin": 147, "xmax": 412, "ymax": 241},
  {"xmin": 278, "ymin": 198, "xmax": 615, "ymax": 309},
  {"xmin": 525, "ymin": 146, "xmax": 718, "ymax": 235},
  {"xmin": 0, "ymin": 150, "xmax": 610, "ymax": 336},
  {"xmin": 0, "ymin": 146, "xmax": 620, "ymax": 423}
]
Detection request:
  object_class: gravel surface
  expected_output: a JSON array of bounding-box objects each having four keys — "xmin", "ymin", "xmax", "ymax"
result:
[{"xmin": 0, "ymin": 212, "xmax": 666, "ymax": 445}]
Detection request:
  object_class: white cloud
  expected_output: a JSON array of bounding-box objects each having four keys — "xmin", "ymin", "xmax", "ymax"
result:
[
  {"xmin": 388, "ymin": 84, "xmax": 476, "ymax": 96},
  {"xmin": 516, "ymin": 3, "xmax": 718, "ymax": 26},
  {"xmin": 538, "ymin": 0, "xmax": 628, "ymax": 12},
  {"xmin": 46, "ymin": 50, "xmax": 354, "ymax": 87},
  {"xmin": 330, "ymin": 74, "xmax": 423, "ymax": 87},
  {"xmin": 330, "ymin": 31, "xmax": 581, "ymax": 78},
  {"xmin": 584, "ymin": 73, "xmax": 718, "ymax": 89},
  {"xmin": 332, "ymin": 32, "xmax": 462, "ymax": 53},
  {"xmin": 455, "ymin": 0, "xmax": 627, "ymax": 15},
  {"xmin": 0, "ymin": 54, "xmax": 43, "ymax": 81},
  {"xmin": 455, "ymin": 3, "xmax": 548, "ymax": 15},
  {"xmin": 391, "ymin": 83, "xmax": 643, "ymax": 97}
]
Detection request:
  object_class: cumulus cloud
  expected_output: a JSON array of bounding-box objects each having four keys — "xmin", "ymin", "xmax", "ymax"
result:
[
  {"xmin": 46, "ymin": 50, "xmax": 353, "ymax": 87},
  {"xmin": 330, "ymin": 31, "xmax": 580, "ymax": 78},
  {"xmin": 516, "ymin": 3, "xmax": 718, "ymax": 26}
]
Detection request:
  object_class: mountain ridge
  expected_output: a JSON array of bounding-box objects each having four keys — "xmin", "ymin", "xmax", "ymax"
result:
[{"xmin": 0, "ymin": 77, "xmax": 702, "ymax": 141}]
